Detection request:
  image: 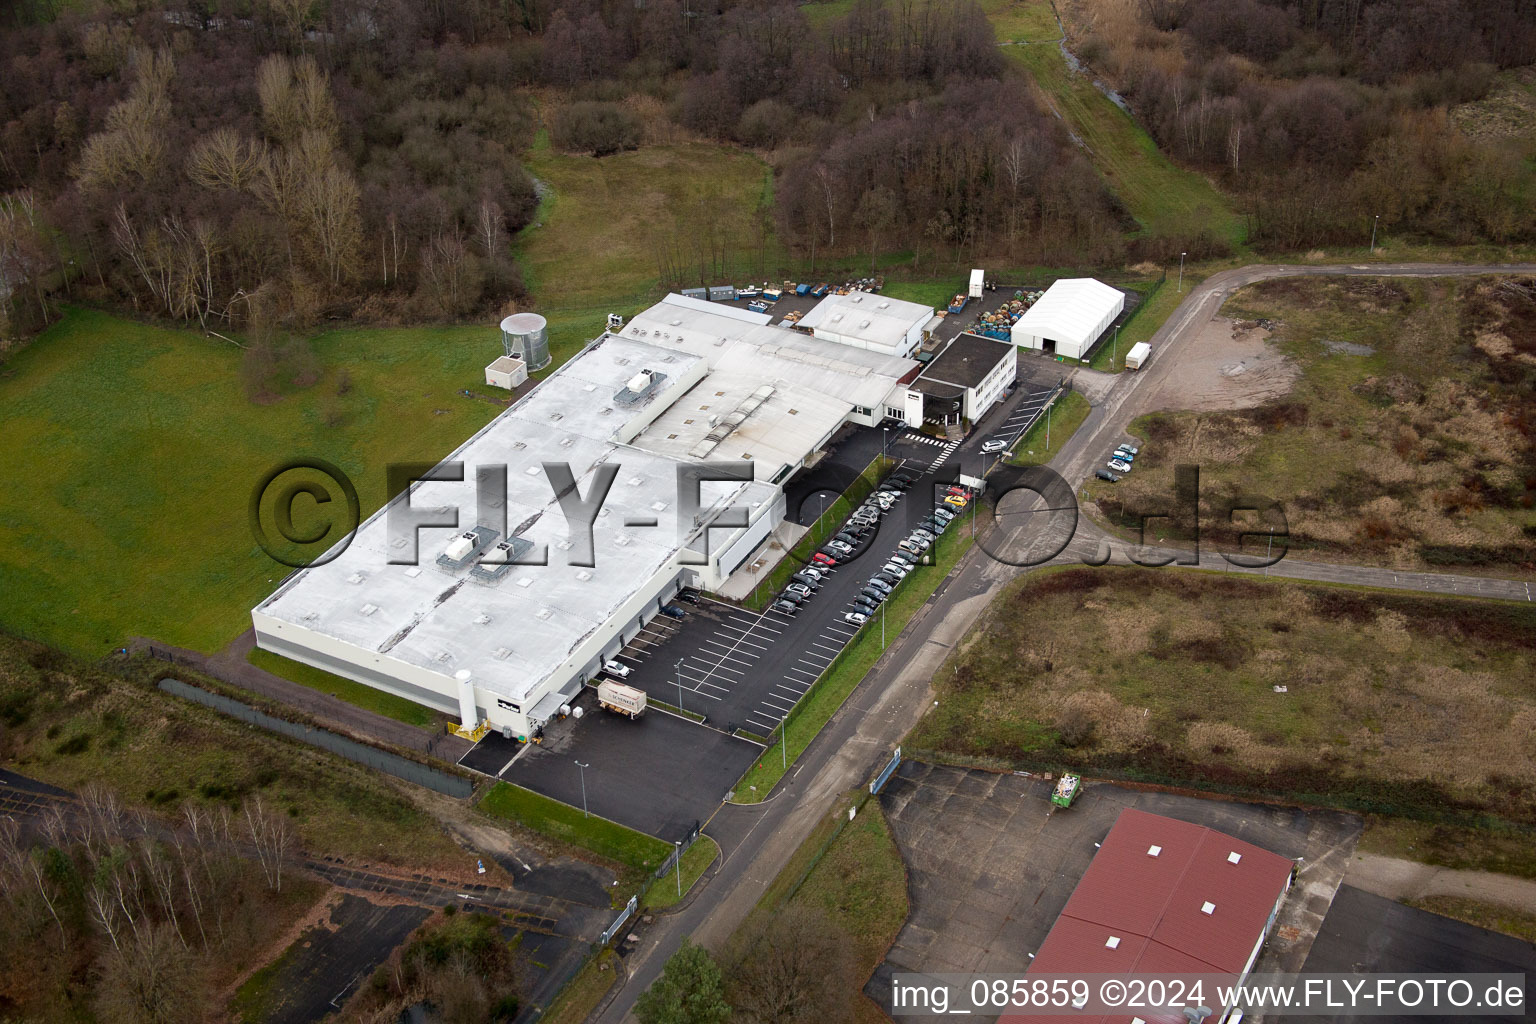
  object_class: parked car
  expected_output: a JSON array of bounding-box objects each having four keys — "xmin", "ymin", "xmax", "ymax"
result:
[
  {"xmin": 1108, "ymin": 458, "xmax": 1132, "ymax": 473},
  {"xmin": 882, "ymin": 562, "xmax": 910, "ymax": 577},
  {"xmin": 791, "ymin": 572, "xmax": 822, "ymax": 589},
  {"xmin": 851, "ymin": 599, "xmax": 879, "ymax": 616},
  {"xmin": 859, "ymin": 587, "xmax": 886, "ymax": 604},
  {"xmin": 920, "ymin": 516, "xmax": 947, "ymax": 532},
  {"xmin": 833, "ymin": 532, "xmax": 860, "ymax": 547},
  {"xmin": 825, "ymin": 540, "xmax": 853, "ymax": 555},
  {"xmin": 812, "ymin": 552, "xmax": 838, "ymax": 566},
  {"xmin": 891, "ymin": 471, "xmax": 918, "ymax": 484},
  {"xmin": 779, "ymin": 590, "xmax": 806, "ymax": 604},
  {"xmin": 875, "ymin": 571, "xmax": 903, "ymax": 588},
  {"xmin": 1111, "ymin": 449, "xmax": 1135, "ymax": 463},
  {"xmin": 911, "ymin": 528, "xmax": 937, "ymax": 542},
  {"xmin": 660, "ymin": 604, "xmax": 687, "ymax": 620},
  {"xmin": 866, "ymin": 578, "xmax": 893, "ymax": 594},
  {"xmin": 882, "ymin": 477, "xmax": 908, "ymax": 490},
  {"xmin": 945, "ymin": 486, "xmax": 969, "ymax": 497},
  {"xmin": 889, "ymin": 551, "xmax": 918, "ymax": 567},
  {"xmin": 981, "ymin": 439, "xmax": 1008, "ymax": 454},
  {"xmin": 675, "ymin": 588, "xmax": 701, "ymax": 604},
  {"xmin": 944, "ymin": 495, "xmax": 969, "ymax": 509},
  {"xmin": 603, "ymin": 660, "xmax": 631, "ymax": 679},
  {"xmin": 773, "ymin": 600, "xmax": 799, "ymax": 615},
  {"xmin": 1116, "ymin": 443, "xmax": 1140, "ymax": 455},
  {"xmin": 1095, "ymin": 469, "xmax": 1121, "ymax": 482},
  {"xmin": 932, "ymin": 506, "xmax": 956, "ymax": 522},
  {"xmin": 898, "ymin": 538, "xmax": 929, "ymax": 555},
  {"xmin": 843, "ymin": 611, "xmax": 868, "ymax": 626}
]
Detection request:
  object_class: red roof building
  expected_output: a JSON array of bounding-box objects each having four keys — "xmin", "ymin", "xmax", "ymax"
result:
[{"xmin": 1001, "ymin": 808, "xmax": 1295, "ymax": 1024}]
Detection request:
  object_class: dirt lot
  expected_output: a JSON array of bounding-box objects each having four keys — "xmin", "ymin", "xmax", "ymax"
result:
[
  {"xmin": 1141, "ymin": 316, "xmax": 1300, "ymax": 412},
  {"xmin": 907, "ymin": 567, "xmax": 1536, "ymax": 829},
  {"xmin": 1084, "ymin": 276, "xmax": 1536, "ymax": 575}
]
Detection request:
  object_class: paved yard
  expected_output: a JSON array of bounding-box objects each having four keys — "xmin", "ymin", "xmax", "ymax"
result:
[
  {"xmin": 865, "ymin": 762, "xmax": 1361, "ymax": 1023},
  {"xmin": 1274, "ymin": 885, "xmax": 1536, "ymax": 1024}
]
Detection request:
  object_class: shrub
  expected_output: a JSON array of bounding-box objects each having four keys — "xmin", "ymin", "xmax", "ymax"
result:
[{"xmin": 550, "ymin": 101, "xmax": 641, "ymax": 157}]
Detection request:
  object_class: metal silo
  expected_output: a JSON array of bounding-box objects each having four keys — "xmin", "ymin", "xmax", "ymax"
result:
[{"xmin": 499, "ymin": 312, "xmax": 551, "ymax": 371}]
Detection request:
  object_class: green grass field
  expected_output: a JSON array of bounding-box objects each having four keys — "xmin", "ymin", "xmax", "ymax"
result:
[
  {"xmin": 247, "ymin": 648, "xmax": 439, "ymax": 728},
  {"xmin": 1008, "ymin": 389, "xmax": 1090, "ymax": 466},
  {"xmin": 479, "ymin": 781, "xmax": 671, "ymax": 870}
]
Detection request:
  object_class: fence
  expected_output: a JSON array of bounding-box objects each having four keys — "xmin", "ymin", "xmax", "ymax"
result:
[
  {"xmin": 157, "ymin": 678, "xmax": 474, "ymax": 799},
  {"xmin": 600, "ymin": 895, "xmax": 638, "ymax": 946},
  {"xmin": 653, "ymin": 820, "xmax": 702, "ymax": 880},
  {"xmin": 870, "ymin": 746, "xmax": 902, "ymax": 794}
]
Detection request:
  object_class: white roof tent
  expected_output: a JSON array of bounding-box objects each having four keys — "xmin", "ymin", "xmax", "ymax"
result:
[
  {"xmin": 795, "ymin": 291, "xmax": 933, "ymax": 358},
  {"xmin": 1010, "ymin": 278, "xmax": 1125, "ymax": 361}
]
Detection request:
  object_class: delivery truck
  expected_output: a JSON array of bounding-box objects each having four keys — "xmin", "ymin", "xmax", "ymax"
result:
[
  {"xmin": 1124, "ymin": 342, "xmax": 1152, "ymax": 370},
  {"xmin": 597, "ymin": 679, "xmax": 647, "ymax": 719}
]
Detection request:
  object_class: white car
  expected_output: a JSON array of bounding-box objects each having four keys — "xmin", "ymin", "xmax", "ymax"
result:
[
  {"xmin": 603, "ymin": 660, "xmax": 631, "ymax": 679},
  {"xmin": 843, "ymin": 611, "xmax": 868, "ymax": 626},
  {"xmin": 981, "ymin": 439, "xmax": 1008, "ymax": 454},
  {"xmin": 882, "ymin": 562, "xmax": 911, "ymax": 577},
  {"xmin": 1108, "ymin": 458, "xmax": 1132, "ymax": 473}
]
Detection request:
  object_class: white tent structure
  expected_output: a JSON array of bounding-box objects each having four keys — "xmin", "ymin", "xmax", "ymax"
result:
[{"xmin": 1010, "ymin": 278, "xmax": 1125, "ymax": 360}]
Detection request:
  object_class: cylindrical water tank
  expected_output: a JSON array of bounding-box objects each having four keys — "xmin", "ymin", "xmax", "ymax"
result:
[{"xmin": 500, "ymin": 312, "xmax": 551, "ymax": 371}]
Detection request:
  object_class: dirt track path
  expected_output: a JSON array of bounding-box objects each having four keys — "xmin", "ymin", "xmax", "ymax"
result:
[{"xmin": 1347, "ymin": 853, "xmax": 1536, "ymax": 915}]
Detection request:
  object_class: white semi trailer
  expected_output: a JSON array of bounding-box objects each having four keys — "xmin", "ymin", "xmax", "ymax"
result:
[{"xmin": 597, "ymin": 679, "xmax": 647, "ymax": 719}]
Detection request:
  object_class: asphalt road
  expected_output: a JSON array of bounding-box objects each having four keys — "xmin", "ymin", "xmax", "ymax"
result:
[{"xmin": 595, "ymin": 261, "xmax": 1536, "ymax": 1024}]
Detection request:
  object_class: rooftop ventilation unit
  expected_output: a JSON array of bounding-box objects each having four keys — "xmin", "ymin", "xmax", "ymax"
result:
[
  {"xmin": 1147, "ymin": 845, "xmax": 1162, "ymax": 857},
  {"xmin": 360, "ymin": 603, "xmax": 379, "ymax": 616},
  {"xmin": 437, "ymin": 525, "xmax": 498, "ymax": 573},
  {"xmin": 614, "ymin": 368, "xmax": 668, "ymax": 406},
  {"xmin": 1200, "ymin": 902, "xmax": 1216, "ymax": 915},
  {"xmin": 493, "ymin": 647, "xmax": 512, "ymax": 660},
  {"xmin": 576, "ymin": 569, "xmax": 593, "ymax": 581},
  {"xmin": 469, "ymin": 536, "xmax": 535, "ymax": 583},
  {"xmin": 535, "ymin": 608, "xmax": 553, "ymax": 620},
  {"xmin": 1227, "ymin": 852, "xmax": 1242, "ymax": 864},
  {"xmin": 1105, "ymin": 936, "xmax": 1121, "ymax": 950},
  {"xmin": 474, "ymin": 613, "xmax": 491, "ymax": 625}
]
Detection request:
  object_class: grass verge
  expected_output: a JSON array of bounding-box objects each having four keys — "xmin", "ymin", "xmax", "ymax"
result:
[
  {"xmin": 733, "ymin": 511, "xmax": 976, "ymax": 800},
  {"xmin": 1008, "ymin": 389, "xmax": 1090, "ymax": 466},
  {"xmin": 1357, "ymin": 816, "xmax": 1536, "ymax": 881},
  {"xmin": 537, "ymin": 949, "xmax": 620, "ymax": 1024},
  {"xmin": 642, "ymin": 836, "xmax": 720, "ymax": 910},
  {"xmin": 247, "ymin": 647, "xmax": 439, "ymax": 728},
  {"xmin": 479, "ymin": 781, "xmax": 671, "ymax": 871}
]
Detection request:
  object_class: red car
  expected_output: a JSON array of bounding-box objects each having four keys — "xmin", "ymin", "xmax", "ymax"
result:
[
  {"xmin": 945, "ymin": 486, "xmax": 968, "ymax": 497},
  {"xmin": 812, "ymin": 552, "xmax": 838, "ymax": 566}
]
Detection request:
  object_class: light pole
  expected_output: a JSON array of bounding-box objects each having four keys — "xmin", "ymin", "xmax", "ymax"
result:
[
  {"xmin": 674, "ymin": 840, "xmax": 683, "ymax": 898},
  {"xmin": 675, "ymin": 657, "xmax": 685, "ymax": 712},
  {"xmin": 816, "ymin": 493, "xmax": 827, "ymax": 540},
  {"xmin": 882, "ymin": 427, "xmax": 888, "ymax": 467},
  {"xmin": 575, "ymin": 760, "xmax": 590, "ymax": 818},
  {"xmin": 1112, "ymin": 324, "xmax": 1120, "ymax": 371},
  {"xmin": 1370, "ymin": 214, "xmax": 1379, "ymax": 253},
  {"xmin": 1178, "ymin": 252, "xmax": 1187, "ymax": 293}
]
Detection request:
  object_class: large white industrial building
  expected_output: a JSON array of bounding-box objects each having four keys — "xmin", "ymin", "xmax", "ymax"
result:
[
  {"xmin": 796, "ymin": 290, "xmax": 933, "ymax": 358},
  {"xmin": 1009, "ymin": 277, "xmax": 1125, "ymax": 360},
  {"xmin": 253, "ymin": 294, "xmax": 926, "ymax": 742}
]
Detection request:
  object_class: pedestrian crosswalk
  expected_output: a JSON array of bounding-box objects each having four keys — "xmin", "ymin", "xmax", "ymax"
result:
[
  {"xmin": 928, "ymin": 439, "xmax": 961, "ymax": 471},
  {"xmin": 902, "ymin": 432, "xmax": 946, "ymax": 447}
]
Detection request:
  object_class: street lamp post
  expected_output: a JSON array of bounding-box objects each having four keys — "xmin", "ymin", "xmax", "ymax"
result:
[
  {"xmin": 1178, "ymin": 252, "xmax": 1187, "ymax": 293},
  {"xmin": 1112, "ymin": 324, "xmax": 1120, "ymax": 371},
  {"xmin": 675, "ymin": 658, "xmax": 685, "ymax": 712},
  {"xmin": 674, "ymin": 841, "xmax": 682, "ymax": 898},
  {"xmin": 575, "ymin": 760, "xmax": 590, "ymax": 818},
  {"xmin": 1370, "ymin": 214, "xmax": 1379, "ymax": 253}
]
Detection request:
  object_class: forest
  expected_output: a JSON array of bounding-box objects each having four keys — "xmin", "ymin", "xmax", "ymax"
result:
[
  {"xmin": 1, "ymin": 0, "xmax": 1533, "ymax": 347},
  {"xmin": 1062, "ymin": 0, "xmax": 1536, "ymax": 247}
]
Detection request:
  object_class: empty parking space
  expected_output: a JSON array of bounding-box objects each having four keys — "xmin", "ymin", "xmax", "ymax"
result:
[{"xmin": 503, "ymin": 689, "xmax": 760, "ymax": 841}]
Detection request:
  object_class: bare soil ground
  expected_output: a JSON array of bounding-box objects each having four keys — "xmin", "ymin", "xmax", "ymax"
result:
[
  {"xmin": 1141, "ymin": 315, "xmax": 1300, "ymax": 412},
  {"xmin": 908, "ymin": 567, "xmax": 1536, "ymax": 830}
]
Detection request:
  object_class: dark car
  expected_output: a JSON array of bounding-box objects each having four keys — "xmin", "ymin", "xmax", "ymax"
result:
[
  {"xmin": 920, "ymin": 517, "xmax": 947, "ymax": 533},
  {"xmin": 889, "ymin": 551, "xmax": 918, "ymax": 567},
  {"xmin": 660, "ymin": 604, "xmax": 687, "ymax": 620},
  {"xmin": 859, "ymin": 587, "xmax": 886, "ymax": 604},
  {"xmin": 851, "ymin": 598, "xmax": 879, "ymax": 615},
  {"xmin": 791, "ymin": 572, "xmax": 822, "ymax": 589},
  {"xmin": 865, "ymin": 577, "xmax": 893, "ymax": 595},
  {"xmin": 771, "ymin": 600, "xmax": 798, "ymax": 615},
  {"xmin": 1095, "ymin": 469, "xmax": 1121, "ymax": 483},
  {"xmin": 778, "ymin": 590, "xmax": 805, "ymax": 604},
  {"xmin": 833, "ymin": 531, "xmax": 860, "ymax": 547},
  {"xmin": 875, "ymin": 571, "xmax": 903, "ymax": 588},
  {"xmin": 675, "ymin": 588, "xmax": 701, "ymax": 605}
]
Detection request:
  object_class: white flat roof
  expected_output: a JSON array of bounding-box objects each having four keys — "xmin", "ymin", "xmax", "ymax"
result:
[
  {"xmin": 796, "ymin": 291, "xmax": 932, "ymax": 349},
  {"xmin": 1012, "ymin": 278, "xmax": 1124, "ymax": 348},
  {"xmin": 257, "ymin": 333, "xmax": 774, "ymax": 705}
]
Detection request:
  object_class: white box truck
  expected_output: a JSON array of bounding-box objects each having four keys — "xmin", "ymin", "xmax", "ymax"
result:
[
  {"xmin": 597, "ymin": 679, "xmax": 647, "ymax": 719},
  {"xmin": 1125, "ymin": 342, "xmax": 1152, "ymax": 370},
  {"xmin": 969, "ymin": 268, "xmax": 985, "ymax": 298}
]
